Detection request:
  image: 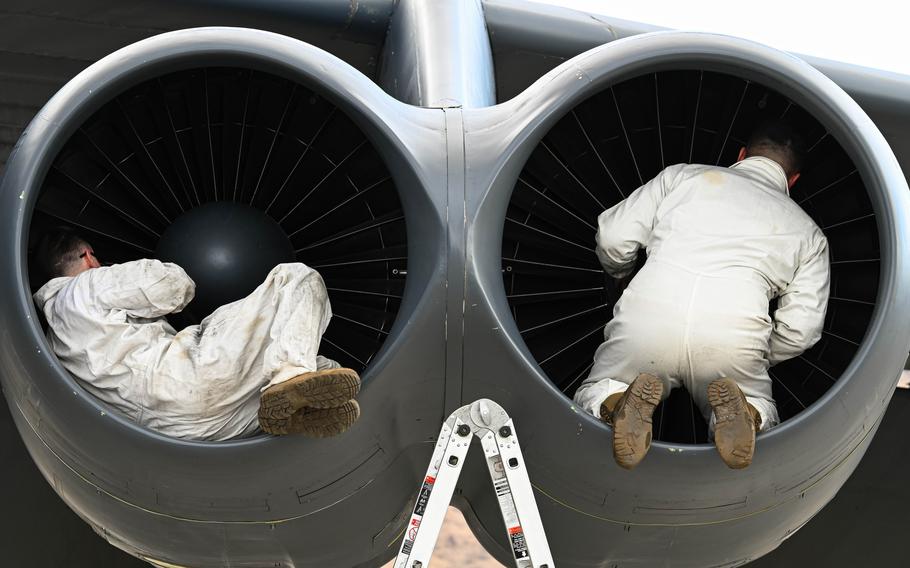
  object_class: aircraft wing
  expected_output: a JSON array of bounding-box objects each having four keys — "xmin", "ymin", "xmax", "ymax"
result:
[{"xmin": 3, "ymin": 0, "xmax": 910, "ymax": 173}]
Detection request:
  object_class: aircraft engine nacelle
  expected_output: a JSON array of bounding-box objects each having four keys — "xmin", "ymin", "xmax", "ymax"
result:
[
  {"xmin": 0, "ymin": 27, "xmax": 451, "ymax": 568},
  {"xmin": 456, "ymin": 32, "xmax": 910, "ymax": 567},
  {"xmin": 0, "ymin": 26, "xmax": 908, "ymax": 568}
]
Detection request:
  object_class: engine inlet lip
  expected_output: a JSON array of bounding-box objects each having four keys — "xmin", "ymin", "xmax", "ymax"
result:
[
  {"xmin": 0, "ymin": 27, "xmax": 435, "ymax": 449},
  {"xmin": 480, "ymin": 31, "xmax": 910, "ymax": 446}
]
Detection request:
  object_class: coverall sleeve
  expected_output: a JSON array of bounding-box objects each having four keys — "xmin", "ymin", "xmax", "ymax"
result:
[
  {"xmin": 768, "ymin": 234, "xmax": 830, "ymax": 366},
  {"xmin": 88, "ymin": 259, "xmax": 196, "ymax": 318},
  {"xmin": 595, "ymin": 165, "xmax": 684, "ymax": 278}
]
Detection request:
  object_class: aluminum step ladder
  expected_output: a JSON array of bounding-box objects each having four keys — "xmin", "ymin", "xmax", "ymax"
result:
[{"xmin": 394, "ymin": 399, "xmax": 555, "ymax": 568}]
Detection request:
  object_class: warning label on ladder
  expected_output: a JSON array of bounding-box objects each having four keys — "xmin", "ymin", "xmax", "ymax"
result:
[
  {"xmin": 493, "ymin": 474, "xmax": 519, "ymax": 528},
  {"xmin": 401, "ymin": 537, "xmax": 414, "ymax": 556},
  {"xmin": 508, "ymin": 526, "xmax": 530, "ymax": 560},
  {"xmin": 414, "ymin": 475, "xmax": 435, "ymax": 516},
  {"xmin": 401, "ymin": 475, "xmax": 436, "ymax": 556}
]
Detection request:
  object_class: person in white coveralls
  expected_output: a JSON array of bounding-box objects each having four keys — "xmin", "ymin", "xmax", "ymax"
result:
[
  {"xmin": 574, "ymin": 121, "xmax": 830, "ymax": 470},
  {"xmin": 33, "ymin": 230, "xmax": 361, "ymax": 441}
]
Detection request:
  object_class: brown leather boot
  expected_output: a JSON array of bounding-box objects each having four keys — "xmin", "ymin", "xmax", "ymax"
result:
[
  {"xmin": 605, "ymin": 374, "xmax": 664, "ymax": 470},
  {"xmin": 260, "ymin": 400, "xmax": 361, "ymax": 437},
  {"xmin": 259, "ymin": 368, "xmax": 361, "ymax": 428},
  {"xmin": 708, "ymin": 377, "xmax": 759, "ymax": 469}
]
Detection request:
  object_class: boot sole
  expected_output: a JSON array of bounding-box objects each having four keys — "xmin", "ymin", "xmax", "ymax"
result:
[
  {"xmin": 708, "ymin": 378, "xmax": 755, "ymax": 469},
  {"xmin": 259, "ymin": 368, "xmax": 361, "ymax": 422},
  {"xmin": 613, "ymin": 373, "xmax": 663, "ymax": 470},
  {"xmin": 262, "ymin": 400, "xmax": 361, "ymax": 437}
]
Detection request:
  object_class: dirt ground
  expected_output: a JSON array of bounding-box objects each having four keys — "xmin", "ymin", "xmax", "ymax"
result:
[{"xmin": 382, "ymin": 507, "xmax": 504, "ymax": 568}]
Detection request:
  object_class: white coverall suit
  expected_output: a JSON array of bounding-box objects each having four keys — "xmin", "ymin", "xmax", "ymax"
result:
[
  {"xmin": 573, "ymin": 157, "xmax": 830, "ymax": 431},
  {"xmin": 34, "ymin": 260, "xmax": 338, "ymax": 441}
]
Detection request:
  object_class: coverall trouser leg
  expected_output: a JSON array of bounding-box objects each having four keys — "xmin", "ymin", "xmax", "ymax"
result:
[
  {"xmin": 194, "ymin": 263, "xmax": 336, "ymax": 392},
  {"xmin": 573, "ymin": 263, "xmax": 780, "ymax": 434},
  {"xmin": 153, "ymin": 263, "xmax": 337, "ymax": 439}
]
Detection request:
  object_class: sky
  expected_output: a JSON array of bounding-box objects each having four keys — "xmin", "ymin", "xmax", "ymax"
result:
[{"xmin": 539, "ymin": 0, "xmax": 908, "ymax": 76}]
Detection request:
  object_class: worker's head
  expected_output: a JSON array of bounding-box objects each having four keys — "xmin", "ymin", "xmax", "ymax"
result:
[
  {"xmin": 737, "ymin": 120, "xmax": 806, "ymax": 189},
  {"xmin": 36, "ymin": 229, "xmax": 101, "ymax": 281}
]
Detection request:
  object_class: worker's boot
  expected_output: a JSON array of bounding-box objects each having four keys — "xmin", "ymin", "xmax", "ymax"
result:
[
  {"xmin": 599, "ymin": 393, "xmax": 624, "ymax": 426},
  {"xmin": 259, "ymin": 368, "xmax": 360, "ymax": 425},
  {"xmin": 260, "ymin": 400, "xmax": 361, "ymax": 437},
  {"xmin": 604, "ymin": 373, "xmax": 664, "ymax": 470},
  {"xmin": 708, "ymin": 377, "xmax": 761, "ymax": 469}
]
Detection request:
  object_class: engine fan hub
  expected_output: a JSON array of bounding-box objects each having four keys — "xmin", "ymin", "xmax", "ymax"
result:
[{"xmin": 156, "ymin": 202, "xmax": 294, "ymax": 319}]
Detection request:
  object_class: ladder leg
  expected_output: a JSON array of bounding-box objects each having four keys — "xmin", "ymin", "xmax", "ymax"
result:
[
  {"xmin": 480, "ymin": 420, "xmax": 555, "ymax": 568},
  {"xmin": 394, "ymin": 417, "xmax": 472, "ymax": 568}
]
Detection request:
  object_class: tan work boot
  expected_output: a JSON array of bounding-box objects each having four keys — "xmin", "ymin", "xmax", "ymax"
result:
[
  {"xmin": 261, "ymin": 400, "xmax": 361, "ymax": 437},
  {"xmin": 600, "ymin": 393, "xmax": 624, "ymax": 426},
  {"xmin": 259, "ymin": 368, "xmax": 360, "ymax": 426},
  {"xmin": 603, "ymin": 373, "xmax": 664, "ymax": 470},
  {"xmin": 708, "ymin": 377, "xmax": 761, "ymax": 469}
]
